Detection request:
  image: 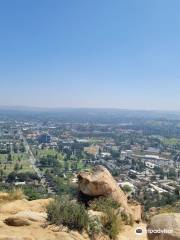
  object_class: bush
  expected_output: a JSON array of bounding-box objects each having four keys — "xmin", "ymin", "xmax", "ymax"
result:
[
  {"xmin": 89, "ymin": 197, "xmax": 120, "ymax": 212},
  {"xmin": 122, "ymin": 185, "xmax": 132, "ymax": 193},
  {"xmin": 89, "ymin": 197, "xmax": 122, "ymax": 239},
  {"xmin": 46, "ymin": 197, "xmax": 89, "ymax": 231},
  {"xmin": 23, "ymin": 186, "xmax": 44, "ymax": 200},
  {"xmin": 102, "ymin": 208, "xmax": 122, "ymax": 239},
  {"xmin": 47, "ymin": 196, "xmax": 122, "ymax": 239},
  {"xmin": 121, "ymin": 212, "xmax": 134, "ymax": 226},
  {"xmin": 87, "ymin": 216, "xmax": 103, "ymax": 237}
]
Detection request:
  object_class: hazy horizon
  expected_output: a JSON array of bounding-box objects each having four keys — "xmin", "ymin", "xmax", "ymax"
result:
[
  {"xmin": 1, "ymin": 1, "xmax": 180, "ymax": 110},
  {"xmin": 1, "ymin": 104, "xmax": 180, "ymax": 113}
]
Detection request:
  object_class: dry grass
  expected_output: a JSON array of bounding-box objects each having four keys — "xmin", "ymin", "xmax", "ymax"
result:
[
  {"xmin": 0, "ymin": 189, "xmax": 25, "ymax": 203},
  {"xmin": 8, "ymin": 188, "xmax": 26, "ymax": 201},
  {"xmin": 0, "ymin": 192, "xmax": 10, "ymax": 203}
]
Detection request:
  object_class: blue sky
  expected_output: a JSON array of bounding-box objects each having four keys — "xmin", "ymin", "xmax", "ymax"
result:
[{"xmin": 0, "ymin": 0, "xmax": 180, "ymax": 110}]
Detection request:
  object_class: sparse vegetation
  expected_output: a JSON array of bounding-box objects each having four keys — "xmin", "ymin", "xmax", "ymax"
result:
[
  {"xmin": 46, "ymin": 197, "xmax": 89, "ymax": 232},
  {"xmin": 8, "ymin": 188, "xmax": 25, "ymax": 201},
  {"xmin": 23, "ymin": 186, "xmax": 45, "ymax": 200},
  {"xmin": 47, "ymin": 196, "xmax": 122, "ymax": 239},
  {"xmin": 89, "ymin": 197, "xmax": 122, "ymax": 239},
  {"xmin": 87, "ymin": 216, "xmax": 103, "ymax": 237},
  {"xmin": 89, "ymin": 196, "xmax": 120, "ymax": 212},
  {"xmin": 121, "ymin": 212, "xmax": 134, "ymax": 226},
  {"xmin": 101, "ymin": 208, "xmax": 122, "ymax": 239}
]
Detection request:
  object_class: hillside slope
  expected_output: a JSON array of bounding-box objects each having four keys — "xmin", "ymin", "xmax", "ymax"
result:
[{"xmin": 0, "ymin": 192, "xmax": 148, "ymax": 240}]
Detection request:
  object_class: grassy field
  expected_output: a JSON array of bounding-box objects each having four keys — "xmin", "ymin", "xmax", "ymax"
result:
[
  {"xmin": 162, "ymin": 137, "xmax": 180, "ymax": 146},
  {"xmin": 36, "ymin": 149, "xmax": 64, "ymax": 160},
  {"xmin": 35, "ymin": 148, "xmax": 91, "ymax": 173}
]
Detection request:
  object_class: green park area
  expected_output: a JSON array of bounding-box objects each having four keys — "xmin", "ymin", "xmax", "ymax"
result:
[
  {"xmin": 34, "ymin": 148, "xmax": 89, "ymax": 174},
  {"xmin": 162, "ymin": 137, "xmax": 180, "ymax": 146},
  {"xmin": 0, "ymin": 152, "xmax": 34, "ymax": 178}
]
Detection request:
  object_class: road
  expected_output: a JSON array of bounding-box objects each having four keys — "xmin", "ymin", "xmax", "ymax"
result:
[{"xmin": 19, "ymin": 130, "xmax": 55, "ymax": 194}]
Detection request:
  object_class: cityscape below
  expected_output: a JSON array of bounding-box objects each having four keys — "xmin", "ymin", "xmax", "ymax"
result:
[{"xmin": 0, "ymin": 108, "xmax": 179, "ymax": 240}]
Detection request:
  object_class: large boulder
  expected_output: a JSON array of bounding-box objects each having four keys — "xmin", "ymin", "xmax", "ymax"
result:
[
  {"xmin": 78, "ymin": 166, "xmax": 132, "ymax": 215},
  {"xmin": 147, "ymin": 213, "xmax": 180, "ymax": 240}
]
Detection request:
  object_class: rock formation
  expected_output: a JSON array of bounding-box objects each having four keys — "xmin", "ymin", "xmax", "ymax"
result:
[
  {"xmin": 0, "ymin": 191, "xmax": 148, "ymax": 240},
  {"xmin": 78, "ymin": 166, "xmax": 128, "ymax": 204},
  {"xmin": 147, "ymin": 213, "xmax": 180, "ymax": 240},
  {"xmin": 78, "ymin": 165, "xmax": 142, "ymax": 221},
  {"xmin": 0, "ymin": 195, "xmax": 89, "ymax": 240}
]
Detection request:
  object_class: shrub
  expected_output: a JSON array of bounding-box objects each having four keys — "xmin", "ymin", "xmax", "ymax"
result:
[
  {"xmin": 89, "ymin": 196, "xmax": 120, "ymax": 212},
  {"xmin": 121, "ymin": 211, "xmax": 128, "ymax": 223},
  {"xmin": 46, "ymin": 197, "xmax": 89, "ymax": 231},
  {"xmin": 23, "ymin": 186, "xmax": 44, "ymax": 200},
  {"xmin": 122, "ymin": 185, "xmax": 132, "ymax": 193},
  {"xmin": 89, "ymin": 197, "xmax": 122, "ymax": 239},
  {"xmin": 121, "ymin": 212, "xmax": 134, "ymax": 226},
  {"xmin": 128, "ymin": 214, "xmax": 134, "ymax": 226},
  {"xmin": 102, "ymin": 208, "xmax": 122, "ymax": 239},
  {"xmin": 87, "ymin": 216, "xmax": 103, "ymax": 237}
]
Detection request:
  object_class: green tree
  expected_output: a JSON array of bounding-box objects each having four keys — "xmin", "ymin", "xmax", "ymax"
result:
[
  {"xmin": 0, "ymin": 169, "xmax": 4, "ymax": 180},
  {"xmin": 7, "ymin": 154, "xmax": 12, "ymax": 162},
  {"xmin": 14, "ymin": 163, "xmax": 19, "ymax": 172},
  {"xmin": 122, "ymin": 185, "xmax": 132, "ymax": 193}
]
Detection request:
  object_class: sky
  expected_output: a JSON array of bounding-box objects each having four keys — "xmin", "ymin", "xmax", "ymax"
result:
[{"xmin": 0, "ymin": 0, "xmax": 180, "ymax": 110}]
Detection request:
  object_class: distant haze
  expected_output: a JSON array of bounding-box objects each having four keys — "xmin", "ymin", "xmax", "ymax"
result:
[{"xmin": 1, "ymin": 1, "xmax": 180, "ymax": 110}]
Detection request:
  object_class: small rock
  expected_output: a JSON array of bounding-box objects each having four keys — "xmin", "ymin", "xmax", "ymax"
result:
[
  {"xmin": 88, "ymin": 210, "xmax": 104, "ymax": 220},
  {"xmin": 15, "ymin": 211, "xmax": 47, "ymax": 222},
  {"xmin": 4, "ymin": 216, "xmax": 31, "ymax": 226},
  {"xmin": 47, "ymin": 224, "xmax": 61, "ymax": 232}
]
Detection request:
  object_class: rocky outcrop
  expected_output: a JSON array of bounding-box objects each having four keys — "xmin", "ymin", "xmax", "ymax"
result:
[
  {"xmin": 78, "ymin": 166, "xmax": 128, "ymax": 205},
  {"xmin": 0, "ymin": 196, "xmax": 89, "ymax": 240},
  {"xmin": 0, "ymin": 191, "xmax": 147, "ymax": 240},
  {"xmin": 147, "ymin": 213, "xmax": 180, "ymax": 240},
  {"xmin": 78, "ymin": 165, "xmax": 142, "ymax": 220}
]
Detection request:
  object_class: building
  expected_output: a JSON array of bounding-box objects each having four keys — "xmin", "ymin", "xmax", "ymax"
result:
[{"xmin": 37, "ymin": 133, "xmax": 51, "ymax": 144}]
